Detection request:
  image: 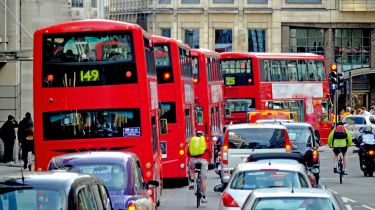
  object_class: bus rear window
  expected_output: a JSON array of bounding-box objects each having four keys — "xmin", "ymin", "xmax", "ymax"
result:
[
  {"xmin": 43, "ymin": 109, "xmax": 141, "ymax": 140},
  {"xmin": 225, "ymin": 98, "xmax": 255, "ymax": 114},
  {"xmin": 222, "ymin": 59, "xmax": 253, "ymax": 86},
  {"xmin": 42, "ymin": 33, "xmax": 137, "ymax": 87}
]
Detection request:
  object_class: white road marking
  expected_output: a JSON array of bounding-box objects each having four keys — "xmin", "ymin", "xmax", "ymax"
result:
[
  {"xmin": 362, "ymin": 205, "xmax": 375, "ymax": 210},
  {"xmin": 346, "ymin": 204, "xmax": 352, "ymax": 210},
  {"xmin": 327, "ymin": 188, "xmax": 338, "ymax": 194},
  {"xmin": 342, "ymin": 197, "xmax": 357, "ymax": 203}
]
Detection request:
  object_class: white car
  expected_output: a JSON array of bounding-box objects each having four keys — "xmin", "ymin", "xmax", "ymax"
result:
[
  {"xmin": 220, "ymin": 123, "xmax": 292, "ymax": 184},
  {"xmin": 241, "ymin": 188, "xmax": 341, "ymax": 210},
  {"xmin": 343, "ymin": 115, "xmax": 375, "ymax": 143},
  {"xmin": 216, "ymin": 160, "xmax": 312, "ymax": 210}
]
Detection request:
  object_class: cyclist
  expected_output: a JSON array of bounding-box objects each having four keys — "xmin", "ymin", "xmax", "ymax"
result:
[
  {"xmin": 187, "ymin": 131, "xmax": 212, "ymax": 203},
  {"xmin": 328, "ymin": 124, "xmax": 352, "ymax": 175}
]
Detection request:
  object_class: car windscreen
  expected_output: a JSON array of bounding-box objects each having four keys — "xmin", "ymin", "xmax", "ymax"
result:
[
  {"xmin": 284, "ymin": 126, "xmax": 313, "ymax": 144},
  {"xmin": 64, "ymin": 164, "xmax": 127, "ymax": 190},
  {"xmin": 230, "ymin": 170, "xmax": 309, "ymax": 190},
  {"xmin": 343, "ymin": 116, "xmax": 366, "ymax": 125},
  {"xmin": 250, "ymin": 197, "xmax": 335, "ymax": 210},
  {"xmin": 0, "ymin": 188, "xmax": 65, "ymax": 210},
  {"xmin": 228, "ymin": 128, "xmax": 286, "ymax": 149}
]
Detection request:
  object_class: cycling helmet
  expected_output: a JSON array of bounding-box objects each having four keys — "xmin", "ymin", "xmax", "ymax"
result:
[{"xmin": 195, "ymin": 131, "xmax": 204, "ymax": 137}]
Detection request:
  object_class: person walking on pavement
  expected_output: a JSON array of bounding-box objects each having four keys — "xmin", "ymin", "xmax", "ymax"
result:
[
  {"xmin": 0, "ymin": 115, "xmax": 18, "ymax": 164},
  {"xmin": 18, "ymin": 112, "xmax": 34, "ymax": 169}
]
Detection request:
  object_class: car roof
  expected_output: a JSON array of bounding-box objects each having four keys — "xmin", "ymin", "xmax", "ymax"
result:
[
  {"xmin": 49, "ymin": 151, "xmax": 138, "ymax": 167},
  {"xmin": 250, "ymin": 187, "xmax": 334, "ymax": 198},
  {"xmin": 236, "ymin": 161, "xmax": 306, "ymax": 173},
  {"xmin": 280, "ymin": 122, "xmax": 313, "ymax": 128},
  {"xmin": 227, "ymin": 123, "xmax": 287, "ymax": 130},
  {"xmin": 256, "ymin": 119, "xmax": 294, "ymax": 123},
  {"xmin": 0, "ymin": 171, "xmax": 99, "ymax": 191}
]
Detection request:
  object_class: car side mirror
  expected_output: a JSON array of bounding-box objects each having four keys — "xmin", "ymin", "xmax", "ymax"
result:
[
  {"xmin": 146, "ymin": 180, "xmax": 159, "ymax": 189},
  {"xmin": 214, "ymin": 183, "xmax": 225, "ymax": 192}
]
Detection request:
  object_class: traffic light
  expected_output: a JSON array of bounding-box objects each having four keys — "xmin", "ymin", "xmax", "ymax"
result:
[{"xmin": 329, "ymin": 64, "xmax": 344, "ymax": 90}]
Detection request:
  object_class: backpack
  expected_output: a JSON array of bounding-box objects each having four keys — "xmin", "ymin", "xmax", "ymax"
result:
[
  {"xmin": 333, "ymin": 126, "xmax": 347, "ymax": 139},
  {"xmin": 189, "ymin": 136, "xmax": 206, "ymax": 156}
]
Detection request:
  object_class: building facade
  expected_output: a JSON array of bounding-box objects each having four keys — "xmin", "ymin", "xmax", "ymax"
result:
[{"xmin": 107, "ymin": 0, "xmax": 375, "ymax": 110}]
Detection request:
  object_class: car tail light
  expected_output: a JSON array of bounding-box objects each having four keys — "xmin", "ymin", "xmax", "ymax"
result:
[
  {"xmin": 222, "ymin": 192, "xmax": 239, "ymax": 207},
  {"xmin": 284, "ymin": 129, "xmax": 291, "ymax": 153},
  {"xmin": 222, "ymin": 131, "xmax": 229, "ymax": 165},
  {"xmin": 128, "ymin": 202, "xmax": 137, "ymax": 210},
  {"xmin": 312, "ymin": 149, "xmax": 319, "ymax": 163},
  {"xmin": 368, "ymin": 150, "xmax": 374, "ymax": 156}
]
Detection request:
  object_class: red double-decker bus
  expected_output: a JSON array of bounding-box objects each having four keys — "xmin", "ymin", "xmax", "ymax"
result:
[
  {"xmin": 152, "ymin": 36, "xmax": 195, "ymax": 183},
  {"xmin": 221, "ymin": 52, "xmax": 261, "ymax": 124},
  {"xmin": 34, "ymin": 20, "xmax": 162, "ymax": 204},
  {"xmin": 191, "ymin": 48, "xmax": 224, "ymax": 157},
  {"xmin": 252, "ymin": 53, "xmax": 332, "ymax": 144}
]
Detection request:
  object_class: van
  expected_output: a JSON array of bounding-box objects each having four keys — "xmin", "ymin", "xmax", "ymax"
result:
[{"xmin": 220, "ymin": 123, "xmax": 291, "ymax": 184}]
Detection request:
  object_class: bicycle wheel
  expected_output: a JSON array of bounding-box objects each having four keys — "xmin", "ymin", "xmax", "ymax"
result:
[{"xmin": 196, "ymin": 179, "xmax": 201, "ymax": 208}]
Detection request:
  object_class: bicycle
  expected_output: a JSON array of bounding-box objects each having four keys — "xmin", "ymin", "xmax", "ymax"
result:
[
  {"xmin": 336, "ymin": 148, "xmax": 345, "ymax": 184},
  {"xmin": 193, "ymin": 162, "xmax": 203, "ymax": 208}
]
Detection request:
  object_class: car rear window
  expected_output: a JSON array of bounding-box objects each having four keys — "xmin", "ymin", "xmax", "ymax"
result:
[
  {"xmin": 0, "ymin": 189, "xmax": 65, "ymax": 210},
  {"xmin": 230, "ymin": 170, "xmax": 308, "ymax": 190},
  {"xmin": 344, "ymin": 116, "xmax": 366, "ymax": 125},
  {"xmin": 60, "ymin": 164, "xmax": 127, "ymax": 190},
  {"xmin": 251, "ymin": 197, "xmax": 334, "ymax": 210},
  {"xmin": 228, "ymin": 128, "xmax": 286, "ymax": 149}
]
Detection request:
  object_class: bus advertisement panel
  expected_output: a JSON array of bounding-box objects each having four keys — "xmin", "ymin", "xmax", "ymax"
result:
[{"xmin": 34, "ymin": 20, "xmax": 162, "ymax": 204}]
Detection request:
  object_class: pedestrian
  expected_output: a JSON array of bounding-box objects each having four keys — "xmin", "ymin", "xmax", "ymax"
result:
[
  {"xmin": 0, "ymin": 115, "xmax": 18, "ymax": 164},
  {"xmin": 369, "ymin": 105, "xmax": 375, "ymax": 115},
  {"xmin": 18, "ymin": 112, "xmax": 34, "ymax": 169},
  {"xmin": 361, "ymin": 107, "xmax": 372, "ymax": 116}
]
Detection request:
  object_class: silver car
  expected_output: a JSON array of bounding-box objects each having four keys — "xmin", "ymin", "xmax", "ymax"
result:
[
  {"xmin": 241, "ymin": 188, "xmax": 341, "ymax": 210},
  {"xmin": 220, "ymin": 123, "xmax": 291, "ymax": 184},
  {"xmin": 216, "ymin": 160, "xmax": 312, "ymax": 210},
  {"xmin": 343, "ymin": 115, "xmax": 375, "ymax": 142}
]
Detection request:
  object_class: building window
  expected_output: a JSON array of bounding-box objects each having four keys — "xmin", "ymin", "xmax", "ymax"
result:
[
  {"xmin": 181, "ymin": 0, "xmax": 200, "ymax": 3},
  {"xmin": 334, "ymin": 29, "xmax": 370, "ymax": 72},
  {"xmin": 159, "ymin": 0, "xmax": 171, "ymax": 3},
  {"xmin": 286, "ymin": 0, "xmax": 321, "ymax": 3},
  {"xmin": 184, "ymin": 29, "xmax": 200, "ymax": 49},
  {"xmin": 71, "ymin": 0, "xmax": 83, "ymax": 7},
  {"xmin": 248, "ymin": 0, "xmax": 268, "ymax": 3},
  {"xmin": 248, "ymin": 29, "xmax": 266, "ymax": 52},
  {"xmin": 215, "ymin": 29, "xmax": 232, "ymax": 52},
  {"xmin": 289, "ymin": 28, "xmax": 324, "ymax": 55},
  {"xmin": 213, "ymin": 0, "xmax": 234, "ymax": 3},
  {"xmin": 91, "ymin": 0, "xmax": 97, "ymax": 7},
  {"xmin": 161, "ymin": 28, "xmax": 171, "ymax": 38}
]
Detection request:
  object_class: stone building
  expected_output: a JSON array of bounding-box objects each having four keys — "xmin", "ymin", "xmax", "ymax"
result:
[{"xmin": 107, "ymin": 0, "xmax": 375, "ymax": 110}]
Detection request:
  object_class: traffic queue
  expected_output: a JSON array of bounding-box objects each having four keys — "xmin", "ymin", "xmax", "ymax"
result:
[{"xmin": 2, "ymin": 18, "xmax": 373, "ymax": 210}]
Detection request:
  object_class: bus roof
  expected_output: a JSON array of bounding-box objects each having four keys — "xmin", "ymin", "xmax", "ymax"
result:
[
  {"xmin": 152, "ymin": 35, "xmax": 191, "ymax": 51},
  {"xmin": 34, "ymin": 19, "xmax": 148, "ymax": 36},
  {"xmin": 191, "ymin": 48, "xmax": 220, "ymax": 58},
  {"xmin": 220, "ymin": 52, "xmax": 325, "ymax": 60}
]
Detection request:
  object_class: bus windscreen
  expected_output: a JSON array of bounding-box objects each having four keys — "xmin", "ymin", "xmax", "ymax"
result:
[{"xmin": 222, "ymin": 59, "xmax": 253, "ymax": 86}]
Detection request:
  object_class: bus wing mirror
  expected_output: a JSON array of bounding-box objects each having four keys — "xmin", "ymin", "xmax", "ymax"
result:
[{"xmin": 160, "ymin": 119, "xmax": 168, "ymax": 134}]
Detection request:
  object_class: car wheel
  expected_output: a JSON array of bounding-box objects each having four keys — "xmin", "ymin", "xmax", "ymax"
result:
[
  {"xmin": 368, "ymin": 169, "xmax": 374, "ymax": 177},
  {"xmin": 364, "ymin": 171, "xmax": 368, "ymax": 177}
]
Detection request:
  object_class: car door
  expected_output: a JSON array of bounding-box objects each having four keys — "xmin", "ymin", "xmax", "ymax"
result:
[{"xmin": 132, "ymin": 160, "xmax": 153, "ymax": 210}]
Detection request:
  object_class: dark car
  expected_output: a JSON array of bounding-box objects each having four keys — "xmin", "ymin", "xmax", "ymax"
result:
[
  {"xmin": 281, "ymin": 122, "xmax": 320, "ymax": 184},
  {"xmin": 0, "ymin": 171, "xmax": 112, "ymax": 210},
  {"xmin": 48, "ymin": 151, "xmax": 159, "ymax": 210}
]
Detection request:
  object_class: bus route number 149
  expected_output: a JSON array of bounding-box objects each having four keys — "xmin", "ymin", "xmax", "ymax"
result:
[{"xmin": 80, "ymin": 69, "xmax": 100, "ymax": 82}]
